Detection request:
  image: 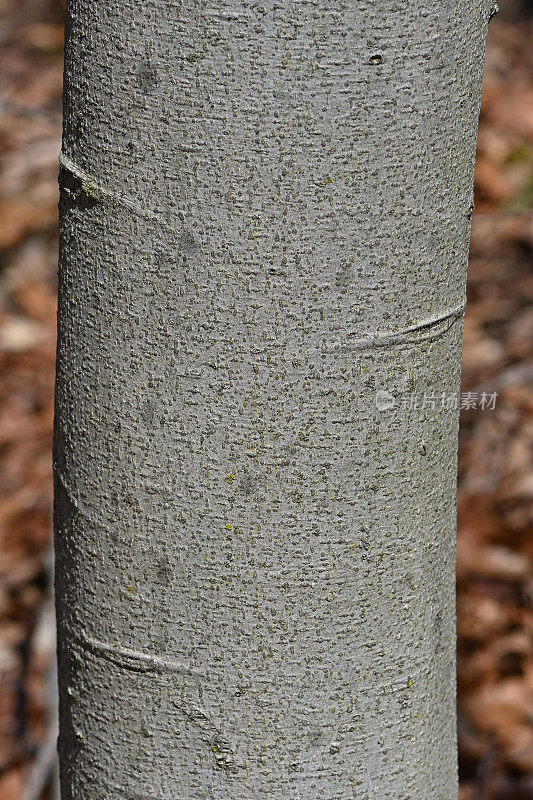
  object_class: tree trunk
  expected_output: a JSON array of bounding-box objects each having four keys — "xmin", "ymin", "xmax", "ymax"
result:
[{"xmin": 54, "ymin": 2, "xmax": 491, "ymax": 797}]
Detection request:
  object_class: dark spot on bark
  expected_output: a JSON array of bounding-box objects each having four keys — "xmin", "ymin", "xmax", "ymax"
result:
[
  {"xmin": 309, "ymin": 728, "xmax": 324, "ymax": 745},
  {"xmin": 141, "ymin": 399, "xmax": 158, "ymax": 426},
  {"xmin": 122, "ymin": 487, "xmax": 140, "ymax": 511},
  {"xmin": 489, "ymin": 3, "xmax": 499, "ymax": 22},
  {"xmin": 156, "ymin": 557, "xmax": 172, "ymax": 582},
  {"xmin": 180, "ymin": 228, "xmax": 198, "ymax": 252},
  {"xmin": 137, "ymin": 60, "xmax": 158, "ymax": 93},
  {"xmin": 239, "ymin": 473, "xmax": 256, "ymax": 496},
  {"xmin": 467, "ymin": 203, "xmax": 475, "ymax": 219},
  {"xmin": 369, "ymin": 53, "xmax": 383, "ymax": 65},
  {"xmin": 335, "ymin": 265, "xmax": 353, "ymax": 291}
]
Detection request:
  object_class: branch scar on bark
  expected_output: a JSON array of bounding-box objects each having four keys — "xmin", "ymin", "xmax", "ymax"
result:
[
  {"xmin": 58, "ymin": 152, "xmax": 189, "ymax": 238},
  {"xmin": 324, "ymin": 301, "xmax": 466, "ymax": 352},
  {"xmin": 54, "ymin": 469, "xmax": 106, "ymax": 528},
  {"xmin": 74, "ymin": 630, "xmax": 205, "ymax": 678}
]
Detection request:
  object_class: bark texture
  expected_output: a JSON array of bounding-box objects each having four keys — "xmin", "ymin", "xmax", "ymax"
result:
[{"xmin": 55, "ymin": 2, "xmax": 490, "ymax": 798}]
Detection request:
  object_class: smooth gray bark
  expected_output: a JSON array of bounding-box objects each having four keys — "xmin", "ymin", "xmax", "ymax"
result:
[{"xmin": 54, "ymin": 2, "xmax": 491, "ymax": 798}]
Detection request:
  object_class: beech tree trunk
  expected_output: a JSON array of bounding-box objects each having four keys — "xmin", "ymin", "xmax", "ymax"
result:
[{"xmin": 54, "ymin": 2, "xmax": 491, "ymax": 798}]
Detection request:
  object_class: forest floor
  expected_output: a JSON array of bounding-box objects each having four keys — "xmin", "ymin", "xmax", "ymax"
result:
[{"xmin": 0, "ymin": 1, "xmax": 532, "ymax": 798}]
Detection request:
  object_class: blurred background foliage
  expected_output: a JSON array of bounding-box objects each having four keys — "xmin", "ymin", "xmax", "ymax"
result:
[{"xmin": 0, "ymin": 1, "xmax": 532, "ymax": 798}]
